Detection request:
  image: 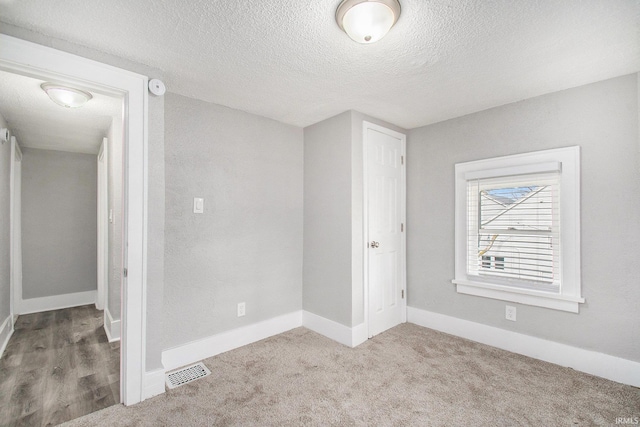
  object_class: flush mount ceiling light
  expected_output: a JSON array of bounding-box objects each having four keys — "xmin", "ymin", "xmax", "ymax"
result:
[
  {"xmin": 336, "ymin": 0, "xmax": 401, "ymax": 44},
  {"xmin": 40, "ymin": 83, "xmax": 93, "ymax": 108}
]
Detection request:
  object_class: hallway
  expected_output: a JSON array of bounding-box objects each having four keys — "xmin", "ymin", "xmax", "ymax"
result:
[{"xmin": 0, "ymin": 305, "xmax": 119, "ymax": 426}]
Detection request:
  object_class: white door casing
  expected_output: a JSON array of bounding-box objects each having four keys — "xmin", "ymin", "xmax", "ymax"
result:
[
  {"xmin": 9, "ymin": 136, "xmax": 22, "ymax": 323},
  {"xmin": 0, "ymin": 34, "xmax": 149, "ymax": 405},
  {"xmin": 97, "ymin": 138, "xmax": 108, "ymax": 311},
  {"xmin": 363, "ymin": 122, "xmax": 406, "ymax": 338}
]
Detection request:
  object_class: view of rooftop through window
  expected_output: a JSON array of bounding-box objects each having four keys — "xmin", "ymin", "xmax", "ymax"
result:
[{"xmin": 485, "ymin": 186, "xmax": 540, "ymax": 203}]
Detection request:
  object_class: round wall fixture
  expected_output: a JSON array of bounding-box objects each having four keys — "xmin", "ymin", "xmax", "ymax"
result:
[
  {"xmin": 148, "ymin": 79, "xmax": 166, "ymax": 96},
  {"xmin": 336, "ymin": 0, "xmax": 401, "ymax": 44}
]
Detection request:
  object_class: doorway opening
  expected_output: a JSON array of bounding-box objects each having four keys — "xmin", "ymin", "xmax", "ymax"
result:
[
  {"xmin": 0, "ymin": 34, "xmax": 149, "ymax": 408},
  {"xmin": 0, "ymin": 67, "xmax": 124, "ymax": 423}
]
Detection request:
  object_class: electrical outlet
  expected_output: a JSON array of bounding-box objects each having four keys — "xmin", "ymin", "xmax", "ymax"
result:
[
  {"xmin": 505, "ymin": 305, "xmax": 517, "ymax": 322},
  {"xmin": 237, "ymin": 302, "xmax": 246, "ymax": 317}
]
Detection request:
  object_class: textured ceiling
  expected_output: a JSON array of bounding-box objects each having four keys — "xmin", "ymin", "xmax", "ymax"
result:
[
  {"xmin": 1, "ymin": 0, "xmax": 638, "ymax": 129},
  {"xmin": 0, "ymin": 70, "xmax": 121, "ymax": 154}
]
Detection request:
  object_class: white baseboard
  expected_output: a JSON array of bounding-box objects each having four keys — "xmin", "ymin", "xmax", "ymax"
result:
[
  {"xmin": 407, "ymin": 306, "xmax": 640, "ymax": 388},
  {"xmin": 104, "ymin": 307, "xmax": 121, "ymax": 343},
  {"xmin": 303, "ymin": 311, "xmax": 352, "ymax": 346},
  {"xmin": 162, "ymin": 310, "xmax": 303, "ymax": 372},
  {"xmin": 0, "ymin": 315, "xmax": 14, "ymax": 359},
  {"xmin": 19, "ymin": 290, "xmax": 96, "ymax": 315},
  {"xmin": 143, "ymin": 368, "xmax": 166, "ymax": 399},
  {"xmin": 302, "ymin": 311, "xmax": 367, "ymax": 348},
  {"xmin": 351, "ymin": 322, "xmax": 368, "ymax": 347}
]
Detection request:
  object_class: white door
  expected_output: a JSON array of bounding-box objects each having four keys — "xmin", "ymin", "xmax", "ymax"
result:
[{"xmin": 364, "ymin": 122, "xmax": 406, "ymax": 338}]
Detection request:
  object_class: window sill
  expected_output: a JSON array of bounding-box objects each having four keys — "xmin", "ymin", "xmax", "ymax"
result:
[{"xmin": 452, "ymin": 279, "xmax": 585, "ymax": 313}]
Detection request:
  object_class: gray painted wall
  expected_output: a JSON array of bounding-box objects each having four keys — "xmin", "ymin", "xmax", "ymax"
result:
[
  {"xmin": 21, "ymin": 148, "xmax": 97, "ymax": 299},
  {"xmin": 0, "ymin": 114, "xmax": 11, "ymax": 332},
  {"xmin": 407, "ymin": 73, "xmax": 640, "ymax": 362},
  {"xmin": 107, "ymin": 117, "xmax": 122, "ymax": 321},
  {"xmin": 163, "ymin": 93, "xmax": 303, "ymax": 349},
  {"xmin": 303, "ymin": 111, "xmax": 353, "ymax": 326},
  {"xmin": 146, "ymin": 92, "xmax": 165, "ymax": 369}
]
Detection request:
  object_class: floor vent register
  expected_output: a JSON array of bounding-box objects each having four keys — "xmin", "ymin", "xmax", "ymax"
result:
[{"xmin": 165, "ymin": 362, "xmax": 211, "ymax": 389}]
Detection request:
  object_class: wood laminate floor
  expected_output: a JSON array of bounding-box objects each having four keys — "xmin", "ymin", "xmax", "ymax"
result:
[{"xmin": 0, "ymin": 305, "xmax": 120, "ymax": 426}]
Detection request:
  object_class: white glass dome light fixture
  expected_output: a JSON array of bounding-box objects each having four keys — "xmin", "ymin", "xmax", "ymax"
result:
[
  {"xmin": 41, "ymin": 83, "xmax": 93, "ymax": 108},
  {"xmin": 336, "ymin": 0, "xmax": 401, "ymax": 44}
]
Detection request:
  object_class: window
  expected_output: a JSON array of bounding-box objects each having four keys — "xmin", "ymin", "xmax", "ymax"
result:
[
  {"xmin": 470, "ymin": 173, "xmax": 559, "ymax": 291},
  {"xmin": 453, "ymin": 147, "xmax": 583, "ymax": 313}
]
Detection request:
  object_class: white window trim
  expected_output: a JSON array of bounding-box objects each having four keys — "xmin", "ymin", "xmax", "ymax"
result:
[{"xmin": 453, "ymin": 146, "xmax": 584, "ymax": 313}]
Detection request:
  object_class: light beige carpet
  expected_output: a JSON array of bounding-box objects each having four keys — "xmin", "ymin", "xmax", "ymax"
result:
[{"xmin": 62, "ymin": 324, "xmax": 639, "ymax": 426}]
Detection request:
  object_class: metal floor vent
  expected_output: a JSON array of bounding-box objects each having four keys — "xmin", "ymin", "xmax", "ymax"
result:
[{"xmin": 165, "ymin": 362, "xmax": 211, "ymax": 389}]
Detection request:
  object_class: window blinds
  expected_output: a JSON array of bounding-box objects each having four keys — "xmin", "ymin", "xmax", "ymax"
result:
[{"xmin": 467, "ymin": 172, "xmax": 561, "ymax": 292}]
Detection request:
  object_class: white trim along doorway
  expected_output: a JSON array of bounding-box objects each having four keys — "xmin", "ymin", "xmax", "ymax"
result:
[
  {"xmin": 0, "ymin": 34, "xmax": 149, "ymax": 405},
  {"xmin": 97, "ymin": 138, "xmax": 108, "ymax": 312},
  {"xmin": 9, "ymin": 136, "xmax": 22, "ymax": 324}
]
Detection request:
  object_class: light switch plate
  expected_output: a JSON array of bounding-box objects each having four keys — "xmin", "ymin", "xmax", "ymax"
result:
[{"xmin": 193, "ymin": 197, "xmax": 204, "ymax": 214}]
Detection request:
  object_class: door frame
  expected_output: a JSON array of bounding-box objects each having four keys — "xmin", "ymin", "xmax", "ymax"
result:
[
  {"xmin": 9, "ymin": 136, "xmax": 22, "ymax": 324},
  {"xmin": 0, "ymin": 34, "xmax": 149, "ymax": 405},
  {"xmin": 96, "ymin": 138, "xmax": 108, "ymax": 311},
  {"xmin": 362, "ymin": 121, "xmax": 407, "ymax": 338}
]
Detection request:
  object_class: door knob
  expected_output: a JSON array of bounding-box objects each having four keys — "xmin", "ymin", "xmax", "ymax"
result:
[{"xmin": 370, "ymin": 241, "xmax": 379, "ymax": 248}]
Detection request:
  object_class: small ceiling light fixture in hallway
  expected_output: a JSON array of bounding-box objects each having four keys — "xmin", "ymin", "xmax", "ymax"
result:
[
  {"xmin": 41, "ymin": 83, "xmax": 93, "ymax": 108},
  {"xmin": 336, "ymin": 0, "xmax": 401, "ymax": 44}
]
